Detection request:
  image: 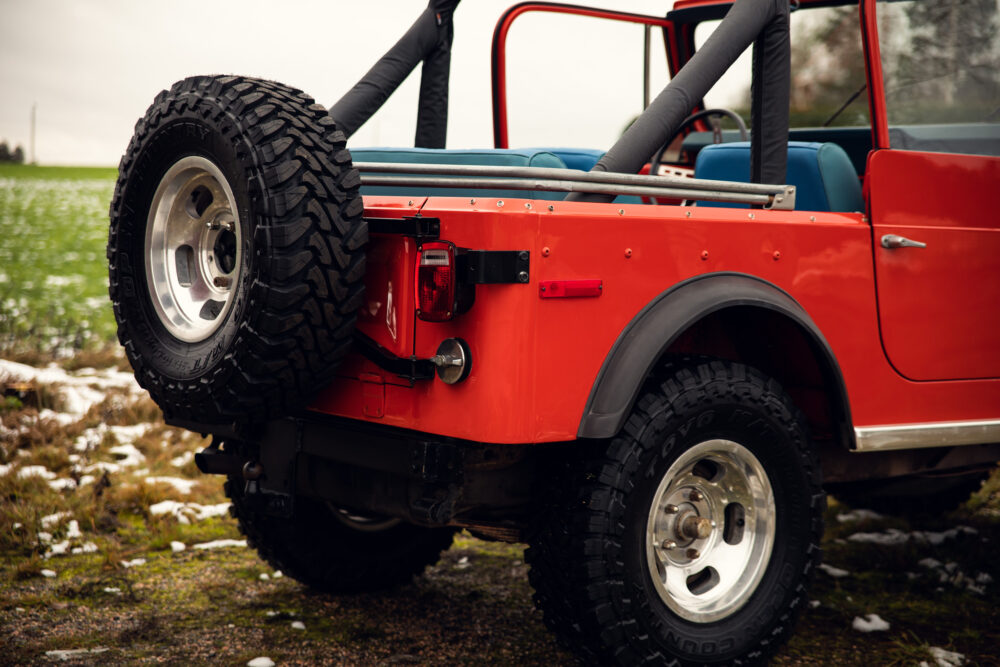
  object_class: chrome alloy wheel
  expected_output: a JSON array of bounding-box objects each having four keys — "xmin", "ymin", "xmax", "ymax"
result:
[
  {"xmin": 646, "ymin": 439, "xmax": 776, "ymax": 623},
  {"xmin": 145, "ymin": 156, "xmax": 242, "ymax": 342}
]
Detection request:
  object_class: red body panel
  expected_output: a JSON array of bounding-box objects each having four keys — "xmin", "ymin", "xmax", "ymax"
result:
[
  {"xmin": 869, "ymin": 149, "xmax": 1000, "ymax": 381},
  {"xmin": 357, "ymin": 233, "xmax": 417, "ymax": 360},
  {"xmin": 310, "ymin": 0, "xmax": 1000, "ymax": 447},
  {"xmin": 312, "ymin": 194, "xmax": 1000, "ymax": 443}
]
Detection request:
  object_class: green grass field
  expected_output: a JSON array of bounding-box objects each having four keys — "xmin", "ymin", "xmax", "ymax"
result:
[{"xmin": 0, "ymin": 164, "xmax": 118, "ymax": 357}]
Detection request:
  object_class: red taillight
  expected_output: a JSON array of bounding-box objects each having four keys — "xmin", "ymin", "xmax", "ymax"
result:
[{"xmin": 415, "ymin": 241, "xmax": 456, "ymax": 321}]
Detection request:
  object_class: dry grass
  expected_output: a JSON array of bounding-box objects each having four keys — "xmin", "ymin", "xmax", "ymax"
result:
[{"xmin": 1, "ymin": 352, "xmax": 999, "ymax": 666}]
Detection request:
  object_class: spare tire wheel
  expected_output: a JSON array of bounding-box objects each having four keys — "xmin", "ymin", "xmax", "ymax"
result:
[{"xmin": 108, "ymin": 75, "xmax": 366, "ymax": 424}]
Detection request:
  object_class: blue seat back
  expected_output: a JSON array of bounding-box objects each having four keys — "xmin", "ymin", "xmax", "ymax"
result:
[
  {"xmin": 511, "ymin": 147, "xmax": 642, "ymax": 204},
  {"xmin": 351, "ymin": 147, "xmax": 567, "ymax": 201},
  {"xmin": 693, "ymin": 141, "xmax": 864, "ymax": 212},
  {"xmin": 520, "ymin": 147, "xmax": 606, "ymax": 172}
]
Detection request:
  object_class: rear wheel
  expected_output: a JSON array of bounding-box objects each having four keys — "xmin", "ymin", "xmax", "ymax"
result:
[
  {"xmin": 225, "ymin": 478, "xmax": 456, "ymax": 593},
  {"xmin": 527, "ymin": 360, "xmax": 824, "ymax": 665},
  {"xmin": 108, "ymin": 75, "xmax": 366, "ymax": 424}
]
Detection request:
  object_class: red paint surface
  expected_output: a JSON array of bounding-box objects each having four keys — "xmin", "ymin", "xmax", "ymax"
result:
[
  {"xmin": 869, "ymin": 149, "xmax": 1000, "ymax": 380},
  {"xmin": 313, "ymin": 195, "xmax": 1000, "ymax": 443}
]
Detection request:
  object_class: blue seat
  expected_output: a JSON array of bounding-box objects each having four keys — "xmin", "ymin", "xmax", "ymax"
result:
[
  {"xmin": 351, "ymin": 147, "xmax": 567, "ymax": 201},
  {"xmin": 520, "ymin": 147, "xmax": 606, "ymax": 172},
  {"xmin": 693, "ymin": 141, "xmax": 864, "ymax": 212}
]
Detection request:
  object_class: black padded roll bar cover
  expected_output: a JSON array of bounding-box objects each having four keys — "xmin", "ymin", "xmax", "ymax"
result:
[
  {"xmin": 566, "ymin": 0, "xmax": 789, "ymax": 202},
  {"xmin": 749, "ymin": 0, "xmax": 790, "ymax": 186},
  {"xmin": 415, "ymin": 0, "xmax": 460, "ymax": 148},
  {"xmin": 329, "ymin": 0, "xmax": 461, "ymax": 144}
]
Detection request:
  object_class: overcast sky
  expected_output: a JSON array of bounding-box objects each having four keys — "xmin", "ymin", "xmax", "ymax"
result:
[{"xmin": 0, "ymin": 0, "xmax": 717, "ymax": 166}]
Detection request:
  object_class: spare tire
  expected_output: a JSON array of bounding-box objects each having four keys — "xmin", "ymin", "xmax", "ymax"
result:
[{"xmin": 108, "ymin": 75, "xmax": 366, "ymax": 424}]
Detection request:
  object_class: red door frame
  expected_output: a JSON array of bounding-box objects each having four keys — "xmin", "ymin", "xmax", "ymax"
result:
[
  {"xmin": 859, "ymin": 0, "xmax": 890, "ymax": 152},
  {"xmin": 490, "ymin": 2, "xmax": 678, "ymax": 148}
]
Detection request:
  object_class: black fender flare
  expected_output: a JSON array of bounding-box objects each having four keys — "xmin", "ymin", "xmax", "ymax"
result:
[{"xmin": 577, "ymin": 272, "xmax": 853, "ymax": 444}]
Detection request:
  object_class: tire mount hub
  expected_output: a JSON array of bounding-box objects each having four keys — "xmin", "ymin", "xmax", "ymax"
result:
[
  {"xmin": 646, "ymin": 438, "xmax": 776, "ymax": 623},
  {"xmin": 146, "ymin": 156, "xmax": 242, "ymax": 343}
]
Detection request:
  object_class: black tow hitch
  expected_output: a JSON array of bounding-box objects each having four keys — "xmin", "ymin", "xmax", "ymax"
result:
[
  {"xmin": 194, "ymin": 446, "xmax": 247, "ymax": 477},
  {"xmin": 194, "ymin": 443, "xmax": 294, "ymax": 518}
]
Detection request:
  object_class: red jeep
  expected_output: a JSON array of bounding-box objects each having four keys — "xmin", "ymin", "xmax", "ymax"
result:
[{"xmin": 108, "ymin": 0, "xmax": 1000, "ymax": 663}]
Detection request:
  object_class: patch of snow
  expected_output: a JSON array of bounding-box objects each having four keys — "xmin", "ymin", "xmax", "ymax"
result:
[
  {"xmin": 247, "ymin": 658, "xmax": 275, "ymax": 667},
  {"xmin": 77, "ymin": 474, "xmax": 96, "ymax": 486},
  {"xmin": 975, "ymin": 572, "xmax": 993, "ymax": 585},
  {"xmin": 41, "ymin": 511, "xmax": 70, "ymax": 529},
  {"xmin": 120, "ymin": 558, "xmax": 146, "ymax": 568},
  {"xmin": 48, "ymin": 478, "xmax": 77, "ymax": 491},
  {"xmin": 103, "ymin": 587, "xmax": 121, "ymax": 594},
  {"xmin": 192, "ymin": 539, "xmax": 247, "ymax": 550},
  {"xmin": 71, "ymin": 542, "xmax": 98, "ymax": 555},
  {"xmin": 65, "ymin": 520, "xmax": 82, "ymax": 539},
  {"xmin": 18, "ymin": 465, "xmax": 56, "ymax": 480},
  {"xmin": 149, "ymin": 500, "xmax": 230, "ymax": 524},
  {"xmin": 170, "ymin": 541, "xmax": 186, "ymax": 553},
  {"xmin": 272, "ymin": 571, "xmax": 283, "ymax": 579},
  {"xmin": 259, "ymin": 573, "xmax": 270, "ymax": 581},
  {"xmin": 74, "ymin": 424, "xmax": 108, "ymax": 452},
  {"xmin": 265, "ymin": 611, "xmax": 279, "ymax": 617},
  {"xmin": 108, "ymin": 442, "xmax": 146, "ymax": 466},
  {"xmin": 919, "ymin": 557, "xmax": 942, "ymax": 570},
  {"xmin": 45, "ymin": 541, "xmax": 71, "ymax": 558},
  {"xmin": 846, "ymin": 527, "xmax": 977, "ymax": 547},
  {"xmin": 852, "ymin": 613, "xmax": 890, "ymax": 632},
  {"xmin": 847, "ymin": 528, "xmax": 910, "ymax": 545},
  {"xmin": 82, "ymin": 461, "xmax": 123, "ymax": 474},
  {"xmin": 291, "ymin": 620, "xmax": 306, "ymax": 630},
  {"xmin": 928, "ymin": 646, "xmax": 965, "ymax": 667},
  {"xmin": 0, "ymin": 463, "xmax": 11, "ymax": 476},
  {"xmin": 41, "ymin": 569, "xmax": 57, "ymax": 578},
  {"xmin": 171, "ymin": 451, "xmax": 195, "ymax": 468},
  {"xmin": 836, "ymin": 508, "xmax": 885, "ymax": 523},
  {"xmin": 37, "ymin": 408, "xmax": 75, "ymax": 426},
  {"xmin": 809, "ymin": 600, "xmax": 821, "ymax": 608},
  {"xmin": 109, "ymin": 424, "xmax": 154, "ymax": 446},
  {"xmin": 145, "ymin": 476, "xmax": 196, "ymax": 494},
  {"xmin": 37, "ymin": 531, "xmax": 53, "ymax": 544},
  {"xmin": 818, "ymin": 563, "xmax": 850, "ymax": 578},
  {"xmin": 918, "ymin": 530, "xmax": 950, "ymax": 546},
  {"xmin": 0, "ymin": 359, "xmax": 142, "ymax": 418},
  {"xmin": 455, "ymin": 556, "xmax": 471, "ymax": 570},
  {"xmin": 45, "ymin": 648, "xmax": 109, "ymax": 661}
]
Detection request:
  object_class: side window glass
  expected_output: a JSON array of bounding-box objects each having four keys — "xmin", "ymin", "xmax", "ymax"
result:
[
  {"xmin": 698, "ymin": 5, "xmax": 868, "ymax": 130},
  {"xmin": 876, "ymin": 0, "xmax": 1000, "ymax": 156}
]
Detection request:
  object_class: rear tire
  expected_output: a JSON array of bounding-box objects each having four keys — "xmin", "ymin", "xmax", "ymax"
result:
[
  {"xmin": 527, "ymin": 360, "xmax": 824, "ymax": 665},
  {"xmin": 108, "ymin": 75, "xmax": 366, "ymax": 424},
  {"xmin": 225, "ymin": 478, "xmax": 456, "ymax": 593}
]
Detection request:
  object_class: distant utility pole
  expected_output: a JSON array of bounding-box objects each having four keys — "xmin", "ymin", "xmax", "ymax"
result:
[{"xmin": 30, "ymin": 103, "xmax": 36, "ymax": 165}]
